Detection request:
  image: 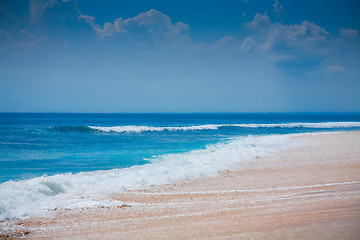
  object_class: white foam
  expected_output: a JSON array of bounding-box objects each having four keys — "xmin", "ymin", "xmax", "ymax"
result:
[
  {"xmin": 88, "ymin": 124, "xmax": 220, "ymax": 133},
  {"xmin": 89, "ymin": 122, "xmax": 360, "ymax": 133},
  {"xmin": 0, "ymin": 134, "xmax": 298, "ymax": 220},
  {"xmin": 231, "ymin": 122, "xmax": 360, "ymax": 129}
]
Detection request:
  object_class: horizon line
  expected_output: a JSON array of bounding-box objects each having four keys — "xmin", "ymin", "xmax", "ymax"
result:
[{"xmin": 0, "ymin": 111, "xmax": 360, "ymax": 114}]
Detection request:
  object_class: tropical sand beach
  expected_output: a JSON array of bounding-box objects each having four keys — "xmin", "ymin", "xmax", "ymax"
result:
[
  {"xmin": 3, "ymin": 131, "xmax": 360, "ymax": 239},
  {"xmin": 2, "ymin": 0, "xmax": 359, "ymax": 238}
]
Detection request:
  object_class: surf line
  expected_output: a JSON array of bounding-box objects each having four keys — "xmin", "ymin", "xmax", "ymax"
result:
[{"xmin": 128, "ymin": 181, "xmax": 360, "ymax": 195}]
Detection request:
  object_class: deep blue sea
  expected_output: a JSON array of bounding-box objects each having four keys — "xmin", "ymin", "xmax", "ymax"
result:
[{"xmin": 1, "ymin": 113, "xmax": 360, "ymax": 220}]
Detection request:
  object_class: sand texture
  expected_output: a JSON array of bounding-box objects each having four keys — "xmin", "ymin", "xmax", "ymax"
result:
[{"xmin": 2, "ymin": 131, "xmax": 360, "ymax": 239}]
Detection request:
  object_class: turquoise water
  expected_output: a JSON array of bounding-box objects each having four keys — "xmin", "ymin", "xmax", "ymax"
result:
[
  {"xmin": 1, "ymin": 113, "xmax": 360, "ymax": 183},
  {"xmin": 0, "ymin": 113, "xmax": 360, "ymax": 220}
]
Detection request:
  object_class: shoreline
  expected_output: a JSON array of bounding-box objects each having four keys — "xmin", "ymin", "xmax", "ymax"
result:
[{"xmin": 2, "ymin": 131, "xmax": 360, "ymax": 239}]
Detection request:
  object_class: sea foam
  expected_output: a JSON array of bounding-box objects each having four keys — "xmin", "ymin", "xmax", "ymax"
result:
[
  {"xmin": 88, "ymin": 122, "xmax": 360, "ymax": 133},
  {"xmin": 0, "ymin": 134, "xmax": 296, "ymax": 220},
  {"xmin": 88, "ymin": 124, "xmax": 220, "ymax": 133}
]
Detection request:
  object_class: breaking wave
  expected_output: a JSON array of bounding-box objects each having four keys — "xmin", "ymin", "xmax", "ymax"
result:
[
  {"xmin": 0, "ymin": 134, "xmax": 295, "ymax": 220},
  {"xmin": 88, "ymin": 122, "xmax": 360, "ymax": 133}
]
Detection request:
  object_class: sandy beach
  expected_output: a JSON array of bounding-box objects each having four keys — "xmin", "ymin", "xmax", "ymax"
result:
[{"xmin": 2, "ymin": 131, "xmax": 360, "ymax": 239}]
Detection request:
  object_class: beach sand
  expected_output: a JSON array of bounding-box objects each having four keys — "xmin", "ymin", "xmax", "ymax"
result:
[{"xmin": 3, "ymin": 131, "xmax": 360, "ymax": 239}]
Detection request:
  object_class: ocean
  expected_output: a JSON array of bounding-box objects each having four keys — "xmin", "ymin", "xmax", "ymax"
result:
[{"xmin": 1, "ymin": 113, "xmax": 360, "ymax": 220}]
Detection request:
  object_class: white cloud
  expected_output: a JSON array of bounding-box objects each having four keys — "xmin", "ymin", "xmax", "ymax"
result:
[
  {"xmin": 208, "ymin": 12, "xmax": 340, "ymax": 77},
  {"xmin": 240, "ymin": 37, "xmax": 257, "ymax": 52},
  {"xmin": 211, "ymin": 35, "xmax": 242, "ymax": 50},
  {"xmin": 242, "ymin": 13, "xmax": 329, "ymax": 53},
  {"xmin": 282, "ymin": 21, "xmax": 329, "ymax": 50},
  {"xmin": 233, "ymin": 13, "xmax": 349, "ymax": 75},
  {"xmin": 273, "ymin": 0, "xmax": 283, "ymax": 14},
  {"xmin": 245, "ymin": 13, "xmax": 271, "ymax": 31},
  {"xmin": 339, "ymin": 28, "xmax": 359, "ymax": 39},
  {"xmin": 78, "ymin": 14, "xmax": 121, "ymax": 37},
  {"xmin": 79, "ymin": 9, "xmax": 190, "ymax": 42}
]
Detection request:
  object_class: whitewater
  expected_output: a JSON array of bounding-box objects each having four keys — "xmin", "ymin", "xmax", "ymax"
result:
[
  {"xmin": 0, "ymin": 134, "xmax": 295, "ymax": 220},
  {"xmin": 88, "ymin": 122, "xmax": 360, "ymax": 133},
  {"xmin": 1, "ymin": 113, "xmax": 360, "ymax": 220}
]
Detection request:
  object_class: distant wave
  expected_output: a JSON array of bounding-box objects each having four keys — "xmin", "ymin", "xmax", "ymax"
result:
[
  {"xmin": 50, "ymin": 122, "xmax": 360, "ymax": 134},
  {"xmin": 88, "ymin": 122, "xmax": 360, "ymax": 133},
  {"xmin": 88, "ymin": 124, "xmax": 220, "ymax": 133},
  {"xmin": 230, "ymin": 122, "xmax": 360, "ymax": 129}
]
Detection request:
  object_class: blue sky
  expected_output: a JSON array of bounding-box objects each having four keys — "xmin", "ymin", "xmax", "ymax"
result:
[{"xmin": 0, "ymin": 0, "xmax": 359, "ymax": 112}]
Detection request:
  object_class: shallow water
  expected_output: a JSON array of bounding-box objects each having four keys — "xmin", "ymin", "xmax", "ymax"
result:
[{"xmin": 0, "ymin": 113, "xmax": 359, "ymax": 220}]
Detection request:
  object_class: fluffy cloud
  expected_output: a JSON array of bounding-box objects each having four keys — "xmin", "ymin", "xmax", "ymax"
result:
[
  {"xmin": 218, "ymin": 12, "xmax": 360, "ymax": 76},
  {"xmin": 245, "ymin": 13, "xmax": 271, "ymax": 31},
  {"xmin": 78, "ymin": 15, "xmax": 124, "ymax": 37},
  {"xmin": 339, "ymin": 28, "xmax": 359, "ymax": 39},
  {"xmin": 210, "ymin": 12, "xmax": 337, "ymax": 75},
  {"xmin": 79, "ymin": 9, "xmax": 190, "ymax": 43},
  {"xmin": 243, "ymin": 13, "xmax": 329, "ymax": 53},
  {"xmin": 4, "ymin": 2, "xmax": 359, "ymax": 77},
  {"xmin": 211, "ymin": 35, "xmax": 242, "ymax": 51}
]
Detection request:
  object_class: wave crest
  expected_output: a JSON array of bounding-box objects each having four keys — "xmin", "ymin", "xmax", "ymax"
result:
[
  {"xmin": 0, "ymin": 134, "xmax": 294, "ymax": 220},
  {"xmin": 88, "ymin": 124, "xmax": 220, "ymax": 133},
  {"xmin": 88, "ymin": 122, "xmax": 360, "ymax": 133}
]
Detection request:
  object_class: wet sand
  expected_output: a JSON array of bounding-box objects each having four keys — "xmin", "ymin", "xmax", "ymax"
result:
[{"xmin": 3, "ymin": 131, "xmax": 360, "ymax": 239}]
